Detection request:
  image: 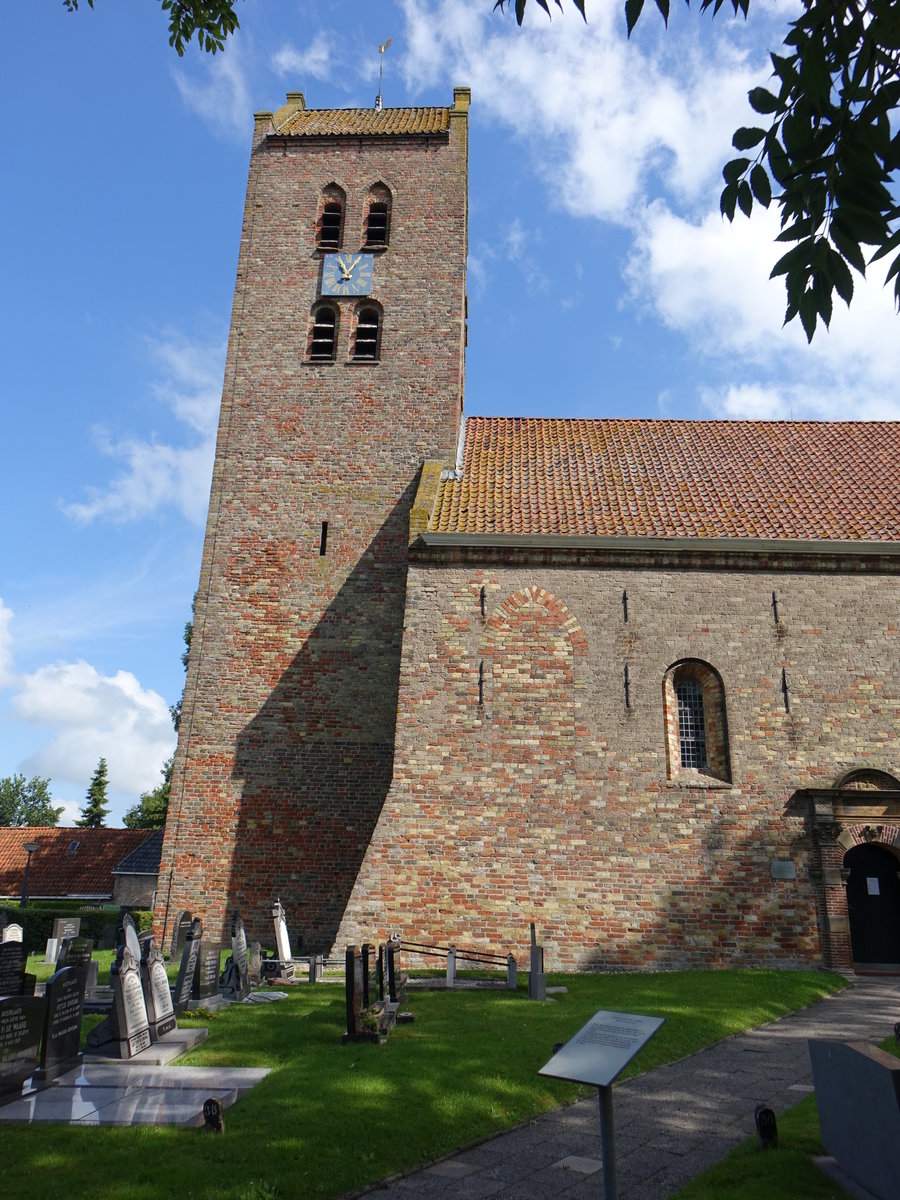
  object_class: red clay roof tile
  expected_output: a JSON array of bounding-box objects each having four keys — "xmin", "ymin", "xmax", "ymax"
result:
[
  {"xmin": 430, "ymin": 418, "xmax": 900, "ymax": 542},
  {"xmin": 0, "ymin": 827, "xmax": 156, "ymax": 900}
]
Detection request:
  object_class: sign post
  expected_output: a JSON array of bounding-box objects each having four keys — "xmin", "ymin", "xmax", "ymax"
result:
[{"xmin": 538, "ymin": 1008, "xmax": 665, "ymax": 1200}]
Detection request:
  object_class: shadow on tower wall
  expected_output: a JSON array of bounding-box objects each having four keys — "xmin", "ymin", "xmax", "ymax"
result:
[{"xmin": 227, "ymin": 481, "xmax": 418, "ymax": 951}]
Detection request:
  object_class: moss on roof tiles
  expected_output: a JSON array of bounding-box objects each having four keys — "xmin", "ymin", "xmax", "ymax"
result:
[
  {"xmin": 276, "ymin": 107, "xmax": 450, "ymax": 138},
  {"xmin": 430, "ymin": 418, "xmax": 900, "ymax": 543}
]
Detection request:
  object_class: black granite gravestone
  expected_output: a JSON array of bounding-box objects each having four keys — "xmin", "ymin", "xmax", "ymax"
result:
[
  {"xmin": 173, "ymin": 917, "xmax": 203, "ymax": 1015},
  {"xmin": 85, "ymin": 945, "xmax": 151, "ymax": 1059},
  {"xmin": 140, "ymin": 938, "xmax": 177, "ymax": 1041},
  {"xmin": 192, "ymin": 943, "xmax": 220, "ymax": 1005},
  {"xmin": 34, "ymin": 966, "xmax": 84, "ymax": 1083},
  {"xmin": 98, "ymin": 923, "xmax": 116, "ymax": 951},
  {"xmin": 0, "ymin": 941, "xmax": 28, "ymax": 997},
  {"xmin": 170, "ymin": 909, "xmax": 192, "ymax": 962},
  {"xmin": 56, "ymin": 935, "xmax": 95, "ymax": 1003},
  {"xmin": 0, "ymin": 995, "xmax": 46, "ymax": 1102}
]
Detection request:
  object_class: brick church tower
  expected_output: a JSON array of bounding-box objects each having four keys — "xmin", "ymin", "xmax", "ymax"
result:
[{"xmin": 156, "ymin": 89, "xmax": 470, "ymax": 949}]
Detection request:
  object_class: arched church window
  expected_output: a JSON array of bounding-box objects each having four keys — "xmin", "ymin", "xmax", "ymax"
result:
[
  {"xmin": 352, "ymin": 305, "xmax": 381, "ymax": 361},
  {"xmin": 663, "ymin": 660, "xmax": 731, "ymax": 783},
  {"xmin": 363, "ymin": 184, "xmax": 391, "ymax": 248},
  {"xmin": 316, "ymin": 185, "xmax": 345, "ymax": 250},
  {"xmin": 308, "ymin": 304, "xmax": 338, "ymax": 362}
]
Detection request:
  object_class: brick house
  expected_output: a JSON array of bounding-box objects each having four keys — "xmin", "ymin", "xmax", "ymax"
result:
[
  {"xmin": 156, "ymin": 88, "xmax": 900, "ymax": 973},
  {"xmin": 0, "ymin": 827, "xmax": 159, "ymax": 905}
]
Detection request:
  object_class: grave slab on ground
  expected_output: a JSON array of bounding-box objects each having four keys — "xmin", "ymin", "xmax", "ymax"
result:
[
  {"xmin": 0, "ymin": 1063, "xmax": 269, "ymax": 1126},
  {"xmin": 84, "ymin": 1026, "xmax": 208, "ymax": 1066}
]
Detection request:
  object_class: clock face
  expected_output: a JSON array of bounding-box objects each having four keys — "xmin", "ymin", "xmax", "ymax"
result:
[{"xmin": 321, "ymin": 253, "xmax": 374, "ymax": 296}]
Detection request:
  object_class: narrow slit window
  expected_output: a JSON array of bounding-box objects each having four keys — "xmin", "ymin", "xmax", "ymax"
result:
[
  {"xmin": 309, "ymin": 307, "xmax": 337, "ymax": 361},
  {"xmin": 676, "ymin": 677, "xmax": 707, "ymax": 769},
  {"xmin": 354, "ymin": 307, "xmax": 380, "ymax": 360},
  {"xmin": 319, "ymin": 521, "xmax": 328, "ymax": 556},
  {"xmin": 365, "ymin": 201, "xmax": 389, "ymax": 247}
]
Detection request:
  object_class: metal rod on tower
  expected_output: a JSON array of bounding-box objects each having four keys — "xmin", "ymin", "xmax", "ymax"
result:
[{"xmin": 375, "ymin": 37, "xmax": 392, "ymax": 110}]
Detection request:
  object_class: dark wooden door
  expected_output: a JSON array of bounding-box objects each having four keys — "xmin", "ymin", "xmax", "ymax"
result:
[{"xmin": 845, "ymin": 843, "xmax": 900, "ymax": 966}]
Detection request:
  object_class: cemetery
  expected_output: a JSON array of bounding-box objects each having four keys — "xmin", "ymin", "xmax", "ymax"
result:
[{"xmin": 3, "ymin": 897, "xmax": 898, "ymax": 1198}]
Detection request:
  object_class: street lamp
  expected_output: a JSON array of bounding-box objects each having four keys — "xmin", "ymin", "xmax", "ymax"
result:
[{"xmin": 19, "ymin": 840, "xmax": 39, "ymax": 908}]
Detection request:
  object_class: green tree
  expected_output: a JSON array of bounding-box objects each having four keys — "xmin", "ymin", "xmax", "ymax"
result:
[
  {"xmin": 62, "ymin": 0, "xmax": 241, "ymax": 55},
  {"xmin": 123, "ymin": 755, "xmax": 172, "ymax": 829},
  {"xmin": 169, "ymin": 591, "xmax": 196, "ymax": 733},
  {"xmin": 0, "ymin": 774, "xmax": 64, "ymax": 827},
  {"xmin": 77, "ymin": 757, "xmax": 110, "ymax": 828},
  {"xmin": 501, "ymin": 0, "xmax": 900, "ymax": 341}
]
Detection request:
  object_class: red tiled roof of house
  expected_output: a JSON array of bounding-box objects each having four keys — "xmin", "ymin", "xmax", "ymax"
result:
[
  {"xmin": 429, "ymin": 418, "xmax": 900, "ymax": 542},
  {"xmin": 277, "ymin": 106, "xmax": 450, "ymax": 138},
  {"xmin": 0, "ymin": 827, "xmax": 156, "ymax": 900}
]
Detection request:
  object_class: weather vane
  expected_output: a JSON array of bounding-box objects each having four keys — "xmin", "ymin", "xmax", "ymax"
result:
[{"xmin": 375, "ymin": 37, "xmax": 392, "ymax": 110}]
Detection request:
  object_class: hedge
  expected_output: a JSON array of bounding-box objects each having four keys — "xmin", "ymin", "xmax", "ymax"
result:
[{"xmin": 0, "ymin": 903, "xmax": 152, "ymax": 952}]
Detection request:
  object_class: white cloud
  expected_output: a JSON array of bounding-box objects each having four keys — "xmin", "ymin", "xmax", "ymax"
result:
[
  {"xmin": 398, "ymin": 1, "xmax": 898, "ymax": 421},
  {"xmin": 172, "ymin": 35, "xmax": 252, "ymax": 140},
  {"xmin": 272, "ymin": 33, "xmax": 332, "ymax": 82},
  {"xmin": 14, "ymin": 660, "xmax": 175, "ymax": 800},
  {"xmin": 62, "ymin": 331, "xmax": 222, "ymax": 526},
  {"xmin": 0, "ymin": 600, "xmax": 14, "ymax": 689},
  {"xmin": 627, "ymin": 201, "xmax": 900, "ymax": 419}
]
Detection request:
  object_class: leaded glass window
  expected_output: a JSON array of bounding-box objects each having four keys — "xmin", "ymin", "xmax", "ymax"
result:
[{"xmin": 676, "ymin": 677, "xmax": 707, "ymax": 769}]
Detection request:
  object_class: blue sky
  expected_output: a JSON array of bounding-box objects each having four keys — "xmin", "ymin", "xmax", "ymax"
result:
[{"xmin": 2, "ymin": 1, "xmax": 898, "ymax": 825}]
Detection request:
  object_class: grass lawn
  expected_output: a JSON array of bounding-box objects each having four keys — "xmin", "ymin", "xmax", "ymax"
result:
[
  {"xmin": 7, "ymin": 967, "xmax": 845, "ymax": 1200},
  {"xmin": 674, "ymin": 1033, "xmax": 900, "ymax": 1200}
]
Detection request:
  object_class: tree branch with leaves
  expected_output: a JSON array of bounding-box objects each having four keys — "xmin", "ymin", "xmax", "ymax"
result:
[{"xmin": 498, "ymin": 0, "xmax": 900, "ymax": 340}]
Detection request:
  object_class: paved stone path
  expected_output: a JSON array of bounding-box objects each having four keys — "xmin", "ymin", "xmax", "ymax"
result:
[{"xmin": 362, "ymin": 975, "xmax": 900, "ymax": 1199}]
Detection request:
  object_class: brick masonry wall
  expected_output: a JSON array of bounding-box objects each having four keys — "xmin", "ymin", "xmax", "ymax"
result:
[
  {"xmin": 155, "ymin": 94, "xmax": 469, "ymax": 950},
  {"xmin": 333, "ymin": 558, "xmax": 900, "ymax": 970}
]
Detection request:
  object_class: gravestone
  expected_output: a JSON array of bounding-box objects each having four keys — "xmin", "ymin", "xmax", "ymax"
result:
[
  {"xmin": 0, "ymin": 994, "xmax": 46, "ymax": 1102},
  {"xmin": 98, "ymin": 923, "xmax": 116, "ymax": 951},
  {"xmin": 170, "ymin": 909, "xmax": 192, "ymax": 962},
  {"xmin": 56, "ymin": 935, "xmax": 95, "ymax": 1004},
  {"xmin": 248, "ymin": 941, "xmax": 262, "ymax": 985},
  {"xmin": 810, "ymin": 1038, "xmax": 900, "ymax": 1200},
  {"xmin": 44, "ymin": 938, "xmax": 59, "ymax": 965},
  {"xmin": 85, "ymin": 945, "xmax": 151, "ymax": 1059},
  {"xmin": 140, "ymin": 938, "xmax": 177, "ymax": 1042},
  {"xmin": 528, "ymin": 922, "xmax": 547, "ymax": 1002},
  {"xmin": 270, "ymin": 900, "xmax": 295, "ymax": 978},
  {"xmin": 52, "ymin": 916, "xmax": 81, "ymax": 942},
  {"xmin": 118, "ymin": 911, "xmax": 143, "ymax": 964},
  {"xmin": 343, "ymin": 946, "xmax": 366, "ymax": 1042},
  {"xmin": 0, "ymin": 941, "xmax": 28, "ymax": 997},
  {"xmin": 34, "ymin": 966, "xmax": 84, "ymax": 1084},
  {"xmin": 191, "ymin": 943, "xmax": 220, "ymax": 1006},
  {"xmin": 220, "ymin": 912, "xmax": 251, "ymax": 1001},
  {"xmin": 173, "ymin": 917, "xmax": 203, "ymax": 1016},
  {"xmin": 2, "ymin": 923, "xmax": 23, "ymax": 944}
]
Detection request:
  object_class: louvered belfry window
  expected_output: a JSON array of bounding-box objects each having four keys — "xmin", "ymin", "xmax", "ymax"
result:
[
  {"xmin": 365, "ymin": 201, "xmax": 389, "ymax": 247},
  {"xmin": 309, "ymin": 306, "xmax": 337, "ymax": 361},
  {"xmin": 354, "ymin": 307, "xmax": 380, "ymax": 360},
  {"xmin": 676, "ymin": 677, "xmax": 708, "ymax": 769},
  {"xmin": 318, "ymin": 201, "xmax": 342, "ymax": 249}
]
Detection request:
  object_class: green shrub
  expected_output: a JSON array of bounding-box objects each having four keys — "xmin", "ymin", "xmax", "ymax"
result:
[{"xmin": 0, "ymin": 903, "xmax": 152, "ymax": 951}]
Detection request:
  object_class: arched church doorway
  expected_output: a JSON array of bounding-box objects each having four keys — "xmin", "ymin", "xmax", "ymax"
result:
[{"xmin": 844, "ymin": 842, "xmax": 900, "ymax": 968}]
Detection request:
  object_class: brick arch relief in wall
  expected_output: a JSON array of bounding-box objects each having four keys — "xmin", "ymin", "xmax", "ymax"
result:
[
  {"xmin": 662, "ymin": 658, "xmax": 732, "ymax": 784},
  {"xmin": 479, "ymin": 587, "xmax": 587, "ymax": 796}
]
